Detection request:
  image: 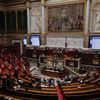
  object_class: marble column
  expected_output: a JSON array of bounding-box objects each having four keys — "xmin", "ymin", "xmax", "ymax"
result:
[
  {"xmin": 41, "ymin": 0, "xmax": 45, "ymax": 34},
  {"xmin": 26, "ymin": 2, "xmax": 31, "ymax": 34},
  {"xmin": 84, "ymin": 0, "xmax": 90, "ymax": 48},
  {"xmin": 85, "ymin": 0, "xmax": 90, "ymax": 35},
  {"xmin": 41, "ymin": 0, "xmax": 46, "ymax": 45}
]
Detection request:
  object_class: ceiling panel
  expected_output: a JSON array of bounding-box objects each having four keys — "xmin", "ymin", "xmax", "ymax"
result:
[{"xmin": 0, "ymin": 0, "xmax": 29, "ymax": 4}]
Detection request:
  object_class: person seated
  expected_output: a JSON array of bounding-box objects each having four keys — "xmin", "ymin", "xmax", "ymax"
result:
[
  {"xmin": 0, "ymin": 96, "xmax": 4, "ymax": 100},
  {"xmin": 13, "ymin": 81, "xmax": 21, "ymax": 91},
  {"xmin": 18, "ymin": 79, "xmax": 23, "ymax": 86},
  {"xmin": 48, "ymin": 78, "xmax": 54, "ymax": 87},
  {"xmin": 5, "ymin": 96, "xmax": 13, "ymax": 100},
  {"xmin": 13, "ymin": 68, "xmax": 18, "ymax": 79},
  {"xmin": 78, "ymin": 76, "xmax": 85, "ymax": 84},
  {"xmin": 34, "ymin": 82, "xmax": 41, "ymax": 89},
  {"xmin": 84, "ymin": 70, "xmax": 97, "ymax": 83}
]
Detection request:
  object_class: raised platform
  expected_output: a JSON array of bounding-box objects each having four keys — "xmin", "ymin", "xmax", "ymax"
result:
[{"xmin": 41, "ymin": 68, "xmax": 68, "ymax": 78}]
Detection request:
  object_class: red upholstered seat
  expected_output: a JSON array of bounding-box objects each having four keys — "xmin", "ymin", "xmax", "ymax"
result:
[
  {"xmin": 1, "ymin": 64, "xmax": 5, "ymax": 69},
  {"xmin": 10, "ymin": 71, "xmax": 14, "ymax": 77},
  {"xmin": 16, "ymin": 65, "xmax": 20, "ymax": 71},
  {"xmin": 0, "ymin": 68, "xmax": 2, "ymax": 74},
  {"xmin": 8, "ymin": 64, "xmax": 13, "ymax": 70}
]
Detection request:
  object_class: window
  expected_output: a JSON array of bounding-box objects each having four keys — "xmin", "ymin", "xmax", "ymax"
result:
[
  {"xmin": 29, "ymin": 35, "xmax": 40, "ymax": 46},
  {"xmin": 89, "ymin": 35, "xmax": 100, "ymax": 49}
]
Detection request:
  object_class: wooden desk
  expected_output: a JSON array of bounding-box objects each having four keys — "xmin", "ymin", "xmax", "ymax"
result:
[{"xmin": 41, "ymin": 68, "xmax": 68, "ymax": 78}]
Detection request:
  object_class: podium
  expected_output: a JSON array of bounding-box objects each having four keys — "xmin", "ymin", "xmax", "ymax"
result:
[
  {"xmin": 66, "ymin": 58, "xmax": 81, "ymax": 69},
  {"xmin": 41, "ymin": 68, "xmax": 67, "ymax": 78},
  {"xmin": 41, "ymin": 59, "xmax": 68, "ymax": 78}
]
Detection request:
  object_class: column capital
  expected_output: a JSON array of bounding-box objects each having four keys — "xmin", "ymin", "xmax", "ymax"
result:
[
  {"xmin": 84, "ymin": 0, "xmax": 91, "ymax": 4},
  {"xmin": 27, "ymin": 5, "xmax": 31, "ymax": 34},
  {"xmin": 41, "ymin": 0, "xmax": 45, "ymax": 6},
  {"xmin": 84, "ymin": 0, "xmax": 90, "ymax": 35},
  {"xmin": 26, "ymin": 2, "xmax": 31, "ymax": 8},
  {"xmin": 41, "ymin": 3, "xmax": 45, "ymax": 34},
  {"xmin": 86, "ymin": 0, "xmax": 91, "ymax": 3}
]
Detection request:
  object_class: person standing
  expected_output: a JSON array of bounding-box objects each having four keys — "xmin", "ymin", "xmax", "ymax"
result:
[{"xmin": 54, "ymin": 79, "xmax": 66, "ymax": 100}]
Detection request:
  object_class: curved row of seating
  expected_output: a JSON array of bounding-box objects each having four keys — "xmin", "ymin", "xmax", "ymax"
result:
[
  {"xmin": 0, "ymin": 81, "xmax": 100, "ymax": 100},
  {"xmin": 0, "ymin": 46, "xmax": 100, "ymax": 100}
]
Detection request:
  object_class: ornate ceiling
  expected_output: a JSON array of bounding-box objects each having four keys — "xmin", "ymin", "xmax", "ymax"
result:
[
  {"xmin": 0, "ymin": 0, "xmax": 30, "ymax": 5},
  {"xmin": 0, "ymin": 0, "xmax": 41, "ymax": 3},
  {"xmin": 0, "ymin": 0, "xmax": 41, "ymax": 6}
]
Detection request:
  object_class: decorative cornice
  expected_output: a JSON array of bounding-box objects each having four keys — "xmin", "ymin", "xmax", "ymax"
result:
[
  {"xmin": 30, "ymin": 0, "xmax": 40, "ymax": 3},
  {"xmin": 0, "ymin": 0, "xmax": 28, "ymax": 6},
  {"xmin": 46, "ymin": 0, "xmax": 84, "ymax": 6}
]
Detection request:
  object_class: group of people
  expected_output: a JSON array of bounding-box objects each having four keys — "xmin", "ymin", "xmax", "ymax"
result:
[
  {"xmin": 0, "ymin": 46, "xmax": 99, "ymax": 100},
  {"xmin": 0, "ymin": 46, "xmax": 31, "ymax": 78},
  {"xmin": 0, "ymin": 46, "xmax": 34, "ymax": 90}
]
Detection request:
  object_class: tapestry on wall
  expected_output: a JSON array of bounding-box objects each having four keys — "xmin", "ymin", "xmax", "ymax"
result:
[
  {"xmin": 31, "ymin": 6, "xmax": 41, "ymax": 33},
  {"xmin": 48, "ymin": 3, "xmax": 84, "ymax": 32}
]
